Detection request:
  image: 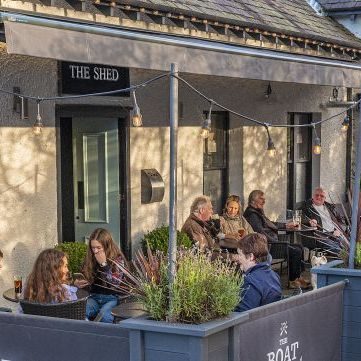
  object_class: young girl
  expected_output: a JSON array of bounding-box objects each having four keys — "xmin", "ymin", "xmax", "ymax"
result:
[
  {"xmin": 23, "ymin": 249, "xmax": 77, "ymax": 303},
  {"xmin": 75, "ymin": 228, "xmax": 126, "ymax": 323}
]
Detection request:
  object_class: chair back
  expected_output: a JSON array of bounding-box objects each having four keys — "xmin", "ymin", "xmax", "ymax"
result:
[{"xmin": 20, "ymin": 297, "xmax": 87, "ymax": 320}]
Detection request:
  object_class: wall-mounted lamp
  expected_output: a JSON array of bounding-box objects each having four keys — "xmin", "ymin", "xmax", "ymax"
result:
[
  {"xmin": 33, "ymin": 99, "xmax": 43, "ymax": 136},
  {"xmin": 265, "ymin": 125, "xmax": 276, "ymax": 156},
  {"xmin": 264, "ymin": 82, "xmax": 272, "ymax": 99},
  {"xmin": 13, "ymin": 87, "xmax": 28, "ymax": 120},
  {"xmin": 200, "ymin": 101, "xmax": 213, "ymax": 139},
  {"xmin": 312, "ymin": 125, "xmax": 321, "ymax": 155},
  {"xmin": 130, "ymin": 89, "xmax": 143, "ymax": 127}
]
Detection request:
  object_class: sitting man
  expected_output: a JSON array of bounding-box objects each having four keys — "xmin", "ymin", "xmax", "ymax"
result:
[
  {"xmin": 300, "ymin": 187, "xmax": 347, "ymax": 253},
  {"xmin": 244, "ymin": 190, "xmax": 310, "ymax": 289},
  {"xmin": 234, "ymin": 233, "xmax": 282, "ymax": 312},
  {"xmin": 181, "ymin": 195, "xmax": 240, "ymax": 253}
]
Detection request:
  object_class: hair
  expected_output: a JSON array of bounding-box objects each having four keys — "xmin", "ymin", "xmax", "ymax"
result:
[
  {"xmin": 248, "ymin": 190, "xmax": 264, "ymax": 206},
  {"xmin": 0, "ymin": 249, "xmax": 3, "ymax": 258},
  {"xmin": 24, "ymin": 249, "xmax": 69, "ymax": 303},
  {"xmin": 82, "ymin": 228, "xmax": 126, "ymax": 284},
  {"xmin": 237, "ymin": 233, "xmax": 268, "ymax": 263},
  {"xmin": 223, "ymin": 195, "xmax": 242, "ymax": 216},
  {"xmin": 313, "ymin": 187, "xmax": 325, "ymax": 195},
  {"xmin": 190, "ymin": 196, "xmax": 211, "ymax": 214}
]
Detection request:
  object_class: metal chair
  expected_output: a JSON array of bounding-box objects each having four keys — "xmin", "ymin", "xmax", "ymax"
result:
[
  {"xmin": 269, "ymin": 241, "xmax": 289, "ymax": 276},
  {"xmin": 20, "ymin": 296, "xmax": 88, "ymax": 320}
]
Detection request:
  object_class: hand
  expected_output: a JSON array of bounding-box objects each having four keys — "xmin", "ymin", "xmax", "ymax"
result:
[
  {"xmin": 74, "ymin": 279, "xmax": 90, "ymax": 288},
  {"xmin": 94, "ymin": 249, "xmax": 107, "ymax": 265},
  {"xmin": 286, "ymin": 222, "xmax": 299, "ymax": 230},
  {"xmin": 310, "ymin": 219, "xmax": 318, "ymax": 227},
  {"xmin": 333, "ymin": 229, "xmax": 341, "ymax": 237}
]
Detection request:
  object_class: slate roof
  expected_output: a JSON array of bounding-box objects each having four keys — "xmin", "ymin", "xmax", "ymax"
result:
[
  {"xmin": 118, "ymin": 0, "xmax": 361, "ymax": 48},
  {"xmin": 318, "ymin": 0, "xmax": 361, "ymax": 12}
]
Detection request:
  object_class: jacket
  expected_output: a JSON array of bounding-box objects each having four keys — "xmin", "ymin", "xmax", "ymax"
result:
[
  {"xmin": 243, "ymin": 206, "xmax": 283, "ymax": 243},
  {"xmin": 235, "ymin": 262, "xmax": 282, "ymax": 312},
  {"xmin": 220, "ymin": 213, "xmax": 254, "ymax": 235},
  {"xmin": 300, "ymin": 199, "xmax": 343, "ymax": 232}
]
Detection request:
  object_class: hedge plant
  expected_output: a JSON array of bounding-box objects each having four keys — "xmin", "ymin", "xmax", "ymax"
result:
[
  {"xmin": 142, "ymin": 226, "xmax": 192, "ymax": 253},
  {"xmin": 55, "ymin": 242, "xmax": 87, "ymax": 275}
]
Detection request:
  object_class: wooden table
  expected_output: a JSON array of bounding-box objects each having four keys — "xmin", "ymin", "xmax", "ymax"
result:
[
  {"xmin": 3, "ymin": 288, "xmax": 20, "ymax": 303},
  {"xmin": 111, "ymin": 301, "xmax": 147, "ymax": 323}
]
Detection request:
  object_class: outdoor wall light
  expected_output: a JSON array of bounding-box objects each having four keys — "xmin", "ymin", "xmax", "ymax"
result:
[
  {"xmin": 200, "ymin": 101, "xmax": 213, "ymax": 139},
  {"xmin": 32, "ymin": 100, "xmax": 43, "ymax": 136},
  {"xmin": 130, "ymin": 90, "xmax": 143, "ymax": 127},
  {"xmin": 341, "ymin": 115, "xmax": 350, "ymax": 132},
  {"xmin": 264, "ymin": 82, "xmax": 272, "ymax": 99},
  {"xmin": 313, "ymin": 137, "xmax": 321, "ymax": 155}
]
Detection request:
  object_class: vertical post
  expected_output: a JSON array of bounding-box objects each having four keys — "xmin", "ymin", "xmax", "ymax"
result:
[
  {"xmin": 168, "ymin": 63, "xmax": 178, "ymax": 314},
  {"xmin": 349, "ymin": 103, "xmax": 361, "ymax": 268}
]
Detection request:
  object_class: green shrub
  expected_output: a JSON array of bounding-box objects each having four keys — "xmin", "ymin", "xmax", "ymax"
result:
[
  {"xmin": 55, "ymin": 242, "xmax": 87, "ymax": 275},
  {"xmin": 355, "ymin": 243, "xmax": 361, "ymax": 268},
  {"xmin": 142, "ymin": 226, "xmax": 192, "ymax": 253},
  {"xmin": 114, "ymin": 249, "xmax": 242, "ymax": 323}
]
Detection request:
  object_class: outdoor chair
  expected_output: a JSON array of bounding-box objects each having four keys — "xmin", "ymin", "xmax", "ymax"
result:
[
  {"xmin": 20, "ymin": 296, "xmax": 87, "ymax": 320},
  {"xmin": 269, "ymin": 241, "xmax": 288, "ymax": 276}
]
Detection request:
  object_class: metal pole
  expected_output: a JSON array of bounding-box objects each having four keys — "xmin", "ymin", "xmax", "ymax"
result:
[
  {"xmin": 349, "ymin": 102, "xmax": 361, "ymax": 268},
  {"xmin": 168, "ymin": 63, "xmax": 178, "ymax": 315}
]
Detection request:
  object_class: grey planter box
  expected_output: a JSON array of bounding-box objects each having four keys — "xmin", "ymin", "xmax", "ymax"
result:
[
  {"xmin": 312, "ymin": 260, "xmax": 361, "ymax": 361},
  {"xmin": 120, "ymin": 312, "xmax": 249, "ymax": 361}
]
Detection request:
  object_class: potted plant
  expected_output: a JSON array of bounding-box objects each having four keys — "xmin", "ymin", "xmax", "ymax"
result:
[
  {"xmin": 142, "ymin": 226, "xmax": 192, "ymax": 253},
  {"xmin": 55, "ymin": 242, "xmax": 87, "ymax": 275},
  {"xmin": 113, "ymin": 248, "xmax": 247, "ymax": 361}
]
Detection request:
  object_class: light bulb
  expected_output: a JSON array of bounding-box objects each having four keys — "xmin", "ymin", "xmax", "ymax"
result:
[
  {"xmin": 341, "ymin": 116, "xmax": 350, "ymax": 132},
  {"xmin": 33, "ymin": 102, "xmax": 43, "ymax": 136},
  {"xmin": 313, "ymin": 137, "xmax": 321, "ymax": 155},
  {"xmin": 341, "ymin": 124, "xmax": 349, "ymax": 132},
  {"xmin": 267, "ymin": 138, "xmax": 276, "ymax": 156},
  {"xmin": 200, "ymin": 127, "xmax": 210, "ymax": 139},
  {"xmin": 131, "ymin": 110, "xmax": 143, "ymax": 127}
]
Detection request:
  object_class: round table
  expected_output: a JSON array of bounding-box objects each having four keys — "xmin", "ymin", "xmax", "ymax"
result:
[
  {"xmin": 111, "ymin": 301, "xmax": 147, "ymax": 323},
  {"xmin": 2, "ymin": 288, "xmax": 20, "ymax": 303}
]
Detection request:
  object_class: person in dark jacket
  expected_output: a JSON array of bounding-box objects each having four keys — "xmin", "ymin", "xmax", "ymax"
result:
[
  {"xmin": 235, "ymin": 233, "xmax": 281, "ymax": 312},
  {"xmin": 244, "ymin": 190, "xmax": 310, "ymax": 289},
  {"xmin": 300, "ymin": 187, "xmax": 347, "ymax": 252}
]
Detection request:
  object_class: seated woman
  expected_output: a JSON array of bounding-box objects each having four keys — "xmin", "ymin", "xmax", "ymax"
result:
[
  {"xmin": 244, "ymin": 190, "xmax": 310, "ymax": 289},
  {"xmin": 75, "ymin": 228, "xmax": 126, "ymax": 323},
  {"xmin": 234, "ymin": 233, "xmax": 282, "ymax": 312},
  {"xmin": 220, "ymin": 195, "xmax": 254, "ymax": 238},
  {"xmin": 23, "ymin": 249, "xmax": 77, "ymax": 304}
]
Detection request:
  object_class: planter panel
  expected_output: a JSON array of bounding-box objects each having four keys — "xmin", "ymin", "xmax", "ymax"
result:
[{"xmin": 312, "ymin": 260, "xmax": 361, "ymax": 361}]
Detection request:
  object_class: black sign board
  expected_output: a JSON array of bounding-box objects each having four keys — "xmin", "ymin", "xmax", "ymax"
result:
[{"xmin": 60, "ymin": 61, "xmax": 129, "ymax": 96}]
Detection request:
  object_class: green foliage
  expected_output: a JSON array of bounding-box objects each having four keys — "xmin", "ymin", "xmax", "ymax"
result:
[
  {"xmin": 142, "ymin": 226, "xmax": 192, "ymax": 253},
  {"xmin": 55, "ymin": 242, "xmax": 87, "ymax": 274},
  {"xmin": 169, "ymin": 252, "xmax": 242, "ymax": 323},
  {"xmin": 355, "ymin": 243, "xmax": 361, "ymax": 268},
  {"xmin": 114, "ymin": 249, "xmax": 242, "ymax": 324}
]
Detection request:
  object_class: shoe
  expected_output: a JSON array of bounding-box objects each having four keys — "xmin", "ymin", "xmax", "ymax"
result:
[
  {"xmin": 288, "ymin": 280, "xmax": 301, "ymax": 289},
  {"xmin": 297, "ymin": 277, "xmax": 311, "ymax": 289}
]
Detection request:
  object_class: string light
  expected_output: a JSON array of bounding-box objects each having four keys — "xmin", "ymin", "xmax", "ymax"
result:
[
  {"xmin": 33, "ymin": 99, "xmax": 43, "ymax": 136},
  {"xmin": 341, "ymin": 115, "xmax": 350, "ymax": 132},
  {"xmin": 130, "ymin": 89, "xmax": 142, "ymax": 127},
  {"xmin": 200, "ymin": 101, "xmax": 213, "ymax": 139},
  {"xmin": 312, "ymin": 125, "xmax": 321, "ymax": 155},
  {"xmin": 265, "ymin": 125, "xmax": 276, "ymax": 156}
]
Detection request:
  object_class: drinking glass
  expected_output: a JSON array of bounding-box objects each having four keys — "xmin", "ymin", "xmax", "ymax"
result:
[
  {"xmin": 292, "ymin": 210, "xmax": 302, "ymax": 229},
  {"xmin": 14, "ymin": 275, "xmax": 22, "ymax": 295}
]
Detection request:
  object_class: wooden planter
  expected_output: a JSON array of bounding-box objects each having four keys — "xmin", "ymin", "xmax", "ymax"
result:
[
  {"xmin": 312, "ymin": 260, "xmax": 361, "ymax": 361},
  {"xmin": 120, "ymin": 313, "xmax": 248, "ymax": 361}
]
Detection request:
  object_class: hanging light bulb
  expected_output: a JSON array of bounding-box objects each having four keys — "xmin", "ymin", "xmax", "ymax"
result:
[
  {"xmin": 33, "ymin": 99, "xmax": 43, "ymax": 136},
  {"xmin": 130, "ymin": 89, "xmax": 143, "ymax": 127},
  {"xmin": 341, "ymin": 115, "xmax": 350, "ymax": 132},
  {"xmin": 312, "ymin": 124, "xmax": 321, "ymax": 155},
  {"xmin": 265, "ymin": 125, "xmax": 276, "ymax": 156},
  {"xmin": 200, "ymin": 101, "xmax": 213, "ymax": 139}
]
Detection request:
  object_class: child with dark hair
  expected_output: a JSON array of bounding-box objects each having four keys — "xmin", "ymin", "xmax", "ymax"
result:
[
  {"xmin": 75, "ymin": 228, "xmax": 126, "ymax": 323},
  {"xmin": 23, "ymin": 249, "xmax": 77, "ymax": 304},
  {"xmin": 235, "ymin": 233, "xmax": 282, "ymax": 312}
]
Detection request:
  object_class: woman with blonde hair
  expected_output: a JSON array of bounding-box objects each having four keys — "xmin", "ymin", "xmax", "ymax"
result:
[
  {"xmin": 75, "ymin": 228, "xmax": 126, "ymax": 323},
  {"xmin": 220, "ymin": 195, "xmax": 254, "ymax": 238},
  {"xmin": 23, "ymin": 249, "xmax": 77, "ymax": 304}
]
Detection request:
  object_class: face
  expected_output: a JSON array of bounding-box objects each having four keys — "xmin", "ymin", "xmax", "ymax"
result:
[
  {"xmin": 60, "ymin": 256, "xmax": 69, "ymax": 282},
  {"xmin": 253, "ymin": 194, "xmax": 266, "ymax": 209},
  {"xmin": 236, "ymin": 249, "xmax": 255, "ymax": 272},
  {"xmin": 226, "ymin": 201, "xmax": 240, "ymax": 217},
  {"xmin": 312, "ymin": 190, "xmax": 326, "ymax": 206},
  {"xmin": 199, "ymin": 201, "xmax": 213, "ymax": 221},
  {"xmin": 90, "ymin": 239, "xmax": 104, "ymax": 255}
]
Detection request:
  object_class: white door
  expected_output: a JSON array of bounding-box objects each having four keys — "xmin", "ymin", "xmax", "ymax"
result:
[{"xmin": 72, "ymin": 117, "xmax": 120, "ymax": 244}]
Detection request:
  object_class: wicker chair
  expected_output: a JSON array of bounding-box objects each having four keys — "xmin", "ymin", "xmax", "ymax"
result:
[{"xmin": 20, "ymin": 296, "xmax": 87, "ymax": 320}]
